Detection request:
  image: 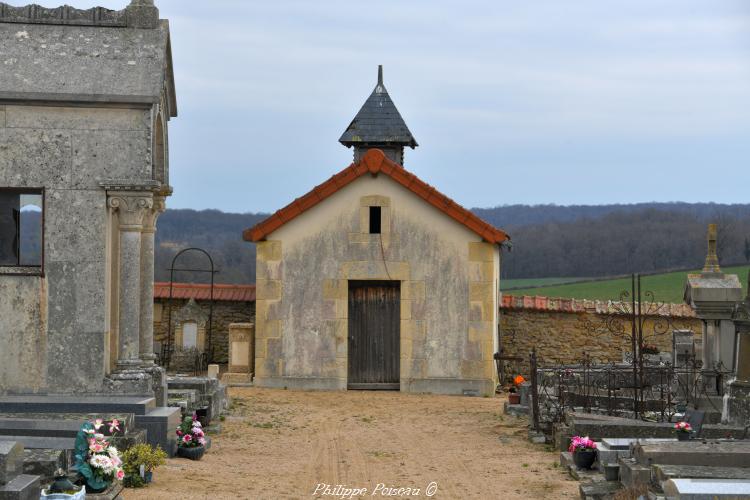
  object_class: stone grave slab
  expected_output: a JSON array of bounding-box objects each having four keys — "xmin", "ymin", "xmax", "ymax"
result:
[
  {"xmin": 654, "ymin": 464, "xmax": 750, "ymax": 483},
  {"xmin": 21, "ymin": 449, "xmax": 65, "ymax": 481},
  {"xmin": 662, "ymin": 478, "xmax": 750, "ymax": 499},
  {"xmin": 633, "ymin": 441, "xmax": 750, "ymax": 468},
  {"xmin": 0, "ymin": 473, "xmax": 40, "ymax": 500}
]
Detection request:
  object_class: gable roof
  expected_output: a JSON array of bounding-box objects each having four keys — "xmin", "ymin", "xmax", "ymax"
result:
[
  {"xmin": 243, "ymin": 148, "xmax": 509, "ymax": 244},
  {"xmin": 154, "ymin": 282, "xmax": 256, "ymax": 302},
  {"xmin": 339, "ymin": 66, "xmax": 417, "ymax": 149}
]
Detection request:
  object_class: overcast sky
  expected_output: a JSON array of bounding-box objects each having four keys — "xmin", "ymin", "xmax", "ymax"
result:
[{"xmin": 11, "ymin": 1, "xmax": 750, "ymax": 212}]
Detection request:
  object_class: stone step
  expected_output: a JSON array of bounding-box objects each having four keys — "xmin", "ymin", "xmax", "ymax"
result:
[
  {"xmin": 22, "ymin": 448, "xmax": 66, "ymax": 481},
  {"xmin": 0, "ymin": 395, "xmax": 156, "ymax": 415},
  {"xmin": 633, "ymin": 441, "xmax": 750, "ymax": 468},
  {"xmin": 0, "ymin": 412, "xmax": 135, "ymax": 438}
]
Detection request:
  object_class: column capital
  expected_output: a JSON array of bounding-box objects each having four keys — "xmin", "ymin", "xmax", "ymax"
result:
[
  {"xmin": 108, "ymin": 192, "xmax": 153, "ymax": 231},
  {"xmin": 142, "ymin": 195, "xmax": 167, "ymax": 234}
]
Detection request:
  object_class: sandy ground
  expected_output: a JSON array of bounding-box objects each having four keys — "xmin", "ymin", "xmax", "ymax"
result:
[{"xmin": 126, "ymin": 388, "xmax": 577, "ymax": 500}]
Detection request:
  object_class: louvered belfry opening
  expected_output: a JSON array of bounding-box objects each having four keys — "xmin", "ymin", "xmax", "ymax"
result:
[{"xmin": 347, "ymin": 280, "xmax": 401, "ymax": 390}]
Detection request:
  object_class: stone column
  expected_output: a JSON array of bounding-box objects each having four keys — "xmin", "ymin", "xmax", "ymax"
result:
[
  {"xmin": 139, "ymin": 195, "xmax": 165, "ymax": 365},
  {"xmin": 108, "ymin": 192, "xmax": 152, "ymax": 371}
]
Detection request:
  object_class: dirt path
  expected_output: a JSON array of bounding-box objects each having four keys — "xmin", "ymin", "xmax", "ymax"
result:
[{"xmin": 126, "ymin": 388, "xmax": 576, "ymax": 499}]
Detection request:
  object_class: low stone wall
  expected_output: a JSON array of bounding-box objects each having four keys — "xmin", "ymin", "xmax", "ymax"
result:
[
  {"xmin": 154, "ymin": 299, "xmax": 255, "ymax": 364},
  {"xmin": 500, "ymin": 295, "xmax": 701, "ymax": 374}
]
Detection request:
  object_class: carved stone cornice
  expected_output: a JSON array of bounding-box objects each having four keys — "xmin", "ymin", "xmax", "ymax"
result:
[
  {"xmin": 100, "ymin": 180, "xmax": 161, "ymax": 192},
  {"xmin": 0, "ymin": 2, "xmax": 126, "ymax": 27},
  {"xmin": 108, "ymin": 192, "xmax": 153, "ymax": 231},
  {"xmin": 0, "ymin": 1, "xmax": 159, "ymax": 28}
]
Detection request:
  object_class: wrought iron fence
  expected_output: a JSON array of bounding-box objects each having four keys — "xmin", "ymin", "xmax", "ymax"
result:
[{"xmin": 529, "ymin": 352, "xmax": 731, "ymax": 426}]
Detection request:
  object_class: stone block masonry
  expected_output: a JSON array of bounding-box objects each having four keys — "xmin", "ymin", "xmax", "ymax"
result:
[{"xmin": 500, "ymin": 295, "xmax": 700, "ymax": 373}]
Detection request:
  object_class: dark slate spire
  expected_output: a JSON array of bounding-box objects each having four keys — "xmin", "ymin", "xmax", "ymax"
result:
[{"xmin": 339, "ymin": 65, "xmax": 418, "ymax": 166}]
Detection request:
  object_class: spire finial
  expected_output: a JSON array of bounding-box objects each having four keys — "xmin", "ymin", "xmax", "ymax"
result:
[
  {"xmin": 703, "ymin": 223, "xmax": 722, "ymax": 274},
  {"xmin": 377, "ymin": 65, "xmax": 383, "ymax": 86}
]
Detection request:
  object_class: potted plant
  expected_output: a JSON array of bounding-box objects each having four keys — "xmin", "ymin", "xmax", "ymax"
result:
[
  {"xmin": 41, "ymin": 469, "xmax": 85, "ymax": 499},
  {"xmin": 122, "ymin": 443, "xmax": 167, "ymax": 487},
  {"xmin": 674, "ymin": 421, "xmax": 693, "ymax": 441},
  {"xmin": 568, "ymin": 436, "xmax": 597, "ymax": 470},
  {"xmin": 176, "ymin": 414, "xmax": 207, "ymax": 460},
  {"xmin": 73, "ymin": 421, "xmax": 124, "ymax": 493},
  {"xmin": 508, "ymin": 375, "xmax": 525, "ymax": 405}
]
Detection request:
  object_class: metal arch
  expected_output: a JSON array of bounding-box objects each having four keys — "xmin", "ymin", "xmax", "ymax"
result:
[{"xmin": 164, "ymin": 247, "xmax": 218, "ymax": 370}]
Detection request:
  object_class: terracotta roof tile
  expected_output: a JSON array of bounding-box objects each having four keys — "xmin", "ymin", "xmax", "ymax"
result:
[
  {"xmin": 154, "ymin": 282, "xmax": 256, "ymax": 302},
  {"xmin": 244, "ymin": 149, "xmax": 509, "ymax": 244}
]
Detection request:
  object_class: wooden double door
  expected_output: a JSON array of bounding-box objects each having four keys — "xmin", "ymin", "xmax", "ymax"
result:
[{"xmin": 347, "ymin": 280, "xmax": 400, "ymax": 390}]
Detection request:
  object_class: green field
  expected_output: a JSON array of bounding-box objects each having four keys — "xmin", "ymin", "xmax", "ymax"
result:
[
  {"xmin": 500, "ymin": 277, "xmax": 590, "ymax": 290},
  {"xmin": 506, "ymin": 265, "xmax": 750, "ymax": 304}
]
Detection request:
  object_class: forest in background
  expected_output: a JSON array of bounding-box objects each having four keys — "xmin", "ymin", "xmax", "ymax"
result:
[{"xmin": 152, "ymin": 202, "xmax": 750, "ymax": 284}]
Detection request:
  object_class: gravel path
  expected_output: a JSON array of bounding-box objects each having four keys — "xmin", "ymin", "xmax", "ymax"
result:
[{"xmin": 126, "ymin": 388, "xmax": 576, "ymax": 499}]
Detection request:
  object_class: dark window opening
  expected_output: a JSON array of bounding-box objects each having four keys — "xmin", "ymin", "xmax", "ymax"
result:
[
  {"xmin": 369, "ymin": 206, "xmax": 382, "ymax": 234},
  {"xmin": 0, "ymin": 188, "xmax": 43, "ymax": 268}
]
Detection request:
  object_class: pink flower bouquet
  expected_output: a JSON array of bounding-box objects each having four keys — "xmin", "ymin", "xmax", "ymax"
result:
[
  {"xmin": 176, "ymin": 413, "xmax": 207, "ymax": 448},
  {"xmin": 568, "ymin": 436, "xmax": 597, "ymax": 453},
  {"xmin": 674, "ymin": 422, "xmax": 692, "ymax": 433}
]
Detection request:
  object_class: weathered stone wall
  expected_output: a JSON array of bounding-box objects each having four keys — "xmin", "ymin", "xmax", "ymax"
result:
[
  {"xmin": 499, "ymin": 295, "xmax": 701, "ymax": 374},
  {"xmin": 0, "ymin": 276, "xmax": 47, "ymax": 393},
  {"xmin": 0, "ymin": 105, "xmax": 152, "ymax": 394},
  {"xmin": 153, "ymin": 298, "xmax": 255, "ymax": 364},
  {"xmin": 255, "ymin": 174, "xmax": 499, "ymax": 395}
]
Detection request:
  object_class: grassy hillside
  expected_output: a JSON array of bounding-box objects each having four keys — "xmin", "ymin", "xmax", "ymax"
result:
[
  {"xmin": 505, "ymin": 265, "xmax": 750, "ymax": 304},
  {"xmin": 500, "ymin": 277, "xmax": 590, "ymax": 290}
]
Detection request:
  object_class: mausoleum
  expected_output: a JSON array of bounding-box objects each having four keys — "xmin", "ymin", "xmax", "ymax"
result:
[
  {"xmin": 0, "ymin": 0, "xmax": 180, "ymax": 452},
  {"xmin": 244, "ymin": 67, "xmax": 509, "ymax": 396}
]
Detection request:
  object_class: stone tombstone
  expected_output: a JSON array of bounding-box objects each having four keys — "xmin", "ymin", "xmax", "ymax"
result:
[
  {"xmin": 0, "ymin": 441, "xmax": 23, "ymax": 485},
  {"xmin": 207, "ymin": 364, "xmax": 220, "ymax": 380},
  {"xmin": 684, "ymin": 224, "xmax": 743, "ymax": 393},
  {"xmin": 672, "ymin": 330, "xmax": 695, "ymax": 368},
  {"xmin": 228, "ymin": 323, "xmax": 255, "ymax": 374}
]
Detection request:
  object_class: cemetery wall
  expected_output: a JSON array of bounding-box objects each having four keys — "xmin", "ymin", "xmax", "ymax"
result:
[
  {"xmin": 153, "ymin": 298, "xmax": 255, "ymax": 364},
  {"xmin": 500, "ymin": 295, "xmax": 701, "ymax": 374}
]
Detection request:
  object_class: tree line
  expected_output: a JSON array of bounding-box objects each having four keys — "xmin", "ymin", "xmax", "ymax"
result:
[{"xmin": 154, "ymin": 203, "xmax": 750, "ymax": 284}]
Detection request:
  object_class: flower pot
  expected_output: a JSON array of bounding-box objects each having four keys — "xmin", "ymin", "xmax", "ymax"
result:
[
  {"xmin": 85, "ymin": 483, "xmax": 110, "ymax": 494},
  {"xmin": 677, "ymin": 432, "xmax": 691, "ymax": 441},
  {"xmin": 508, "ymin": 393, "xmax": 521, "ymax": 405},
  {"xmin": 177, "ymin": 445, "xmax": 205, "ymax": 461},
  {"xmin": 573, "ymin": 449, "xmax": 597, "ymax": 470}
]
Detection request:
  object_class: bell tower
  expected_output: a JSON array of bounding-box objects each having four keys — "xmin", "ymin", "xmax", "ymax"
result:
[{"xmin": 339, "ymin": 65, "xmax": 418, "ymax": 166}]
